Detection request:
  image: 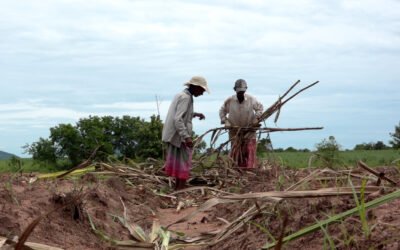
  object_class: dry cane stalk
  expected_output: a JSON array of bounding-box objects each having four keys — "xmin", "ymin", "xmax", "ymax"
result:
[
  {"xmin": 257, "ymin": 80, "xmax": 319, "ymax": 123},
  {"xmin": 57, "ymin": 145, "xmax": 101, "ymax": 179}
]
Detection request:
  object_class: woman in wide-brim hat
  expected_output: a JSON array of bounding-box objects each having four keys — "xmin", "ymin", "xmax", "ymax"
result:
[{"xmin": 162, "ymin": 76, "xmax": 210, "ymax": 190}]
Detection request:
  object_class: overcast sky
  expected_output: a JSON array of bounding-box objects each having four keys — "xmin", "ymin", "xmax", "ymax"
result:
[{"xmin": 1, "ymin": 0, "xmax": 399, "ymax": 156}]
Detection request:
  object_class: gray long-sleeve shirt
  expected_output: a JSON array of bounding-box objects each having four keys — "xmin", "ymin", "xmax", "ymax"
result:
[{"xmin": 162, "ymin": 89, "xmax": 194, "ymax": 148}]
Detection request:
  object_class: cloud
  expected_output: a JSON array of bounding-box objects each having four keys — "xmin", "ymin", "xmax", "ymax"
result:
[
  {"xmin": 91, "ymin": 101, "xmax": 163, "ymax": 111},
  {"xmin": 0, "ymin": 0, "xmax": 399, "ymax": 155},
  {"xmin": 0, "ymin": 102, "xmax": 86, "ymax": 127},
  {"xmin": 3, "ymin": 0, "xmax": 398, "ymax": 58}
]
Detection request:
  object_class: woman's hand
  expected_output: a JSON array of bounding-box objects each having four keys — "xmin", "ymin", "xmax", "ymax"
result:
[
  {"xmin": 184, "ymin": 137, "xmax": 193, "ymax": 148},
  {"xmin": 194, "ymin": 112, "xmax": 205, "ymax": 120}
]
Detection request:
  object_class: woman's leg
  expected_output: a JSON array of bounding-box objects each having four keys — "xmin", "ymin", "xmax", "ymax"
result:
[{"xmin": 175, "ymin": 178, "xmax": 187, "ymax": 190}]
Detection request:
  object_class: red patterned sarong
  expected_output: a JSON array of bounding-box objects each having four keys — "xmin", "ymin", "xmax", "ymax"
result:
[
  {"xmin": 230, "ymin": 138, "xmax": 257, "ymax": 168},
  {"xmin": 164, "ymin": 143, "xmax": 192, "ymax": 180}
]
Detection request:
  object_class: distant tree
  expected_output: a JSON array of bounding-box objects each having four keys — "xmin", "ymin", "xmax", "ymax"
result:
[
  {"xmin": 23, "ymin": 138, "xmax": 57, "ymax": 166},
  {"xmin": 354, "ymin": 143, "xmax": 369, "ymax": 150},
  {"xmin": 257, "ymin": 138, "xmax": 272, "ymax": 155},
  {"xmin": 315, "ymin": 136, "xmax": 341, "ymax": 168},
  {"xmin": 285, "ymin": 147, "xmax": 297, "ymax": 152},
  {"xmin": 373, "ymin": 141, "xmax": 388, "ymax": 150},
  {"xmin": 122, "ymin": 115, "xmax": 163, "ymax": 159},
  {"xmin": 27, "ymin": 115, "xmax": 164, "ymax": 169},
  {"xmin": 192, "ymin": 132, "xmax": 207, "ymax": 155},
  {"xmin": 113, "ymin": 115, "xmax": 144, "ymax": 158},
  {"xmin": 50, "ymin": 123, "xmax": 83, "ymax": 166},
  {"xmin": 354, "ymin": 141, "xmax": 388, "ymax": 150},
  {"xmin": 77, "ymin": 116, "xmax": 115, "ymax": 160},
  {"xmin": 8, "ymin": 155, "xmax": 24, "ymax": 172},
  {"xmin": 389, "ymin": 122, "xmax": 400, "ymax": 149}
]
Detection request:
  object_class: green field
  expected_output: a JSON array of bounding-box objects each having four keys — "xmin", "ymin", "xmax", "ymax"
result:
[
  {"xmin": 1, "ymin": 149, "xmax": 399, "ymax": 173},
  {"xmin": 261, "ymin": 149, "xmax": 400, "ymax": 168},
  {"xmin": 0, "ymin": 158, "xmax": 56, "ymax": 173}
]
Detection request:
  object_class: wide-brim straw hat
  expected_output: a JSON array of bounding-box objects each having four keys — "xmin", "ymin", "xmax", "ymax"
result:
[{"xmin": 184, "ymin": 76, "xmax": 210, "ymax": 93}]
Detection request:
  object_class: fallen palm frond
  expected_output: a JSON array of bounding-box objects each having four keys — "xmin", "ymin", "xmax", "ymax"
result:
[
  {"xmin": 89, "ymin": 197, "xmax": 208, "ymax": 250},
  {"xmin": 88, "ymin": 213, "xmax": 162, "ymax": 249},
  {"xmin": 38, "ymin": 153, "xmax": 98, "ymax": 180},
  {"xmin": 38, "ymin": 166, "xmax": 95, "ymax": 179},
  {"xmin": 263, "ymin": 188, "xmax": 400, "ymax": 249},
  {"xmin": 88, "ymin": 201, "xmax": 163, "ymax": 249},
  {"xmin": 119, "ymin": 197, "xmax": 154, "ymax": 243}
]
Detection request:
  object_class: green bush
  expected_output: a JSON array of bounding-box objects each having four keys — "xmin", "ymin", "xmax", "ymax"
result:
[
  {"xmin": 315, "ymin": 136, "xmax": 341, "ymax": 168},
  {"xmin": 25, "ymin": 115, "xmax": 164, "ymax": 170}
]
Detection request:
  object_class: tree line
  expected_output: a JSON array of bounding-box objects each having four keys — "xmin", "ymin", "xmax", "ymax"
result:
[
  {"xmin": 25, "ymin": 117, "xmax": 400, "ymax": 170},
  {"xmin": 24, "ymin": 115, "xmax": 164, "ymax": 169},
  {"xmin": 257, "ymin": 122, "xmax": 400, "ymax": 153}
]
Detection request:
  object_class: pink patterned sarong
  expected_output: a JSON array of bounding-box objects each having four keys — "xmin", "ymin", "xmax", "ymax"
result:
[
  {"xmin": 230, "ymin": 138, "xmax": 257, "ymax": 169},
  {"xmin": 164, "ymin": 143, "xmax": 192, "ymax": 180}
]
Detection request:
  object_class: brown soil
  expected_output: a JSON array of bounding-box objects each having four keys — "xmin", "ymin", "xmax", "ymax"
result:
[{"xmin": 1, "ymin": 164, "xmax": 399, "ymax": 249}]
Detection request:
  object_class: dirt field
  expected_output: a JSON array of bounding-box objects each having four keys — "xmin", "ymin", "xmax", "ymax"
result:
[{"xmin": 0, "ymin": 162, "xmax": 399, "ymax": 249}]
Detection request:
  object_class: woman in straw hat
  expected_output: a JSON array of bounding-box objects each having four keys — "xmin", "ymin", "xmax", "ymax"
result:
[{"xmin": 162, "ymin": 76, "xmax": 210, "ymax": 190}]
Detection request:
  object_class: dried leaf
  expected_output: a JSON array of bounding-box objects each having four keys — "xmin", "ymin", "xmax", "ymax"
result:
[
  {"xmin": 0, "ymin": 237, "xmax": 7, "ymax": 247},
  {"xmin": 150, "ymin": 219, "xmax": 160, "ymax": 243},
  {"xmin": 28, "ymin": 177, "xmax": 38, "ymax": 184},
  {"xmin": 176, "ymin": 201, "xmax": 185, "ymax": 212}
]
